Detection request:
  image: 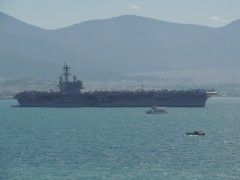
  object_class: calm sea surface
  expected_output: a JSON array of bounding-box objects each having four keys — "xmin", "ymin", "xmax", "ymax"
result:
[{"xmin": 0, "ymin": 97, "xmax": 240, "ymax": 179}]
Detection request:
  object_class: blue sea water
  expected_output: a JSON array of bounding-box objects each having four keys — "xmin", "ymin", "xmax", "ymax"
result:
[{"xmin": 0, "ymin": 98, "xmax": 240, "ymax": 179}]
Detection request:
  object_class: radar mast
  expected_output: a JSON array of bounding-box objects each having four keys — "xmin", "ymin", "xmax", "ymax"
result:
[{"xmin": 63, "ymin": 63, "xmax": 71, "ymax": 82}]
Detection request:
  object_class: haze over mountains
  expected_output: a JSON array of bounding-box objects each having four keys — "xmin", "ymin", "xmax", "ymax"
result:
[{"xmin": 0, "ymin": 12, "xmax": 240, "ymax": 87}]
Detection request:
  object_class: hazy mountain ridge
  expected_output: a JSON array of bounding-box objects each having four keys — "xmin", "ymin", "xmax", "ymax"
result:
[{"xmin": 0, "ymin": 12, "xmax": 240, "ymax": 85}]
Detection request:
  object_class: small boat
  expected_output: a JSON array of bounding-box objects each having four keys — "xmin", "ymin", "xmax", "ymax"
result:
[
  {"xmin": 146, "ymin": 106, "xmax": 167, "ymax": 114},
  {"xmin": 186, "ymin": 131, "xmax": 205, "ymax": 136}
]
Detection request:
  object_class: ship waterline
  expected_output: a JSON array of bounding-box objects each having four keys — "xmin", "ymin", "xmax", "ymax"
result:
[{"xmin": 13, "ymin": 64, "xmax": 217, "ymax": 107}]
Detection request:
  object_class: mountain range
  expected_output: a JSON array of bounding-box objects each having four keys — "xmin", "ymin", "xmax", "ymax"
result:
[{"xmin": 0, "ymin": 12, "xmax": 240, "ymax": 85}]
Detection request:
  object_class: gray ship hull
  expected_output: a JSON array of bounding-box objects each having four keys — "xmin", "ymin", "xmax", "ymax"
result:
[{"xmin": 14, "ymin": 91, "xmax": 210, "ymax": 107}]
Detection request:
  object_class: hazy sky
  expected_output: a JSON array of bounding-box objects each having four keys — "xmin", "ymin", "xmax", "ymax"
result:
[{"xmin": 0, "ymin": 0, "xmax": 240, "ymax": 29}]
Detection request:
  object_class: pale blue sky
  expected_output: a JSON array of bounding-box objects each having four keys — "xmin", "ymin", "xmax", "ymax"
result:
[{"xmin": 0, "ymin": 0, "xmax": 240, "ymax": 29}]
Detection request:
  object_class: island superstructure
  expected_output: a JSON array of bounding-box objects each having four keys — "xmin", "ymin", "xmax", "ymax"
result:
[{"xmin": 14, "ymin": 64, "xmax": 218, "ymax": 107}]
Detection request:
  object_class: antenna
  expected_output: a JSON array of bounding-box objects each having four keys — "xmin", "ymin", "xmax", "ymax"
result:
[{"xmin": 62, "ymin": 63, "xmax": 71, "ymax": 82}]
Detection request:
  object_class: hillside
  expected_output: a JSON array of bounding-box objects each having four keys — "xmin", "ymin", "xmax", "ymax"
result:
[{"xmin": 0, "ymin": 12, "xmax": 240, "ymax": 85}]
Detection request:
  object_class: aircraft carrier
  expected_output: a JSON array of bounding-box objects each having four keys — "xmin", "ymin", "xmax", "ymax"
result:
[{"xmin": 14, "ymin": 64, "xmax": 218, "ymax": 107}]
